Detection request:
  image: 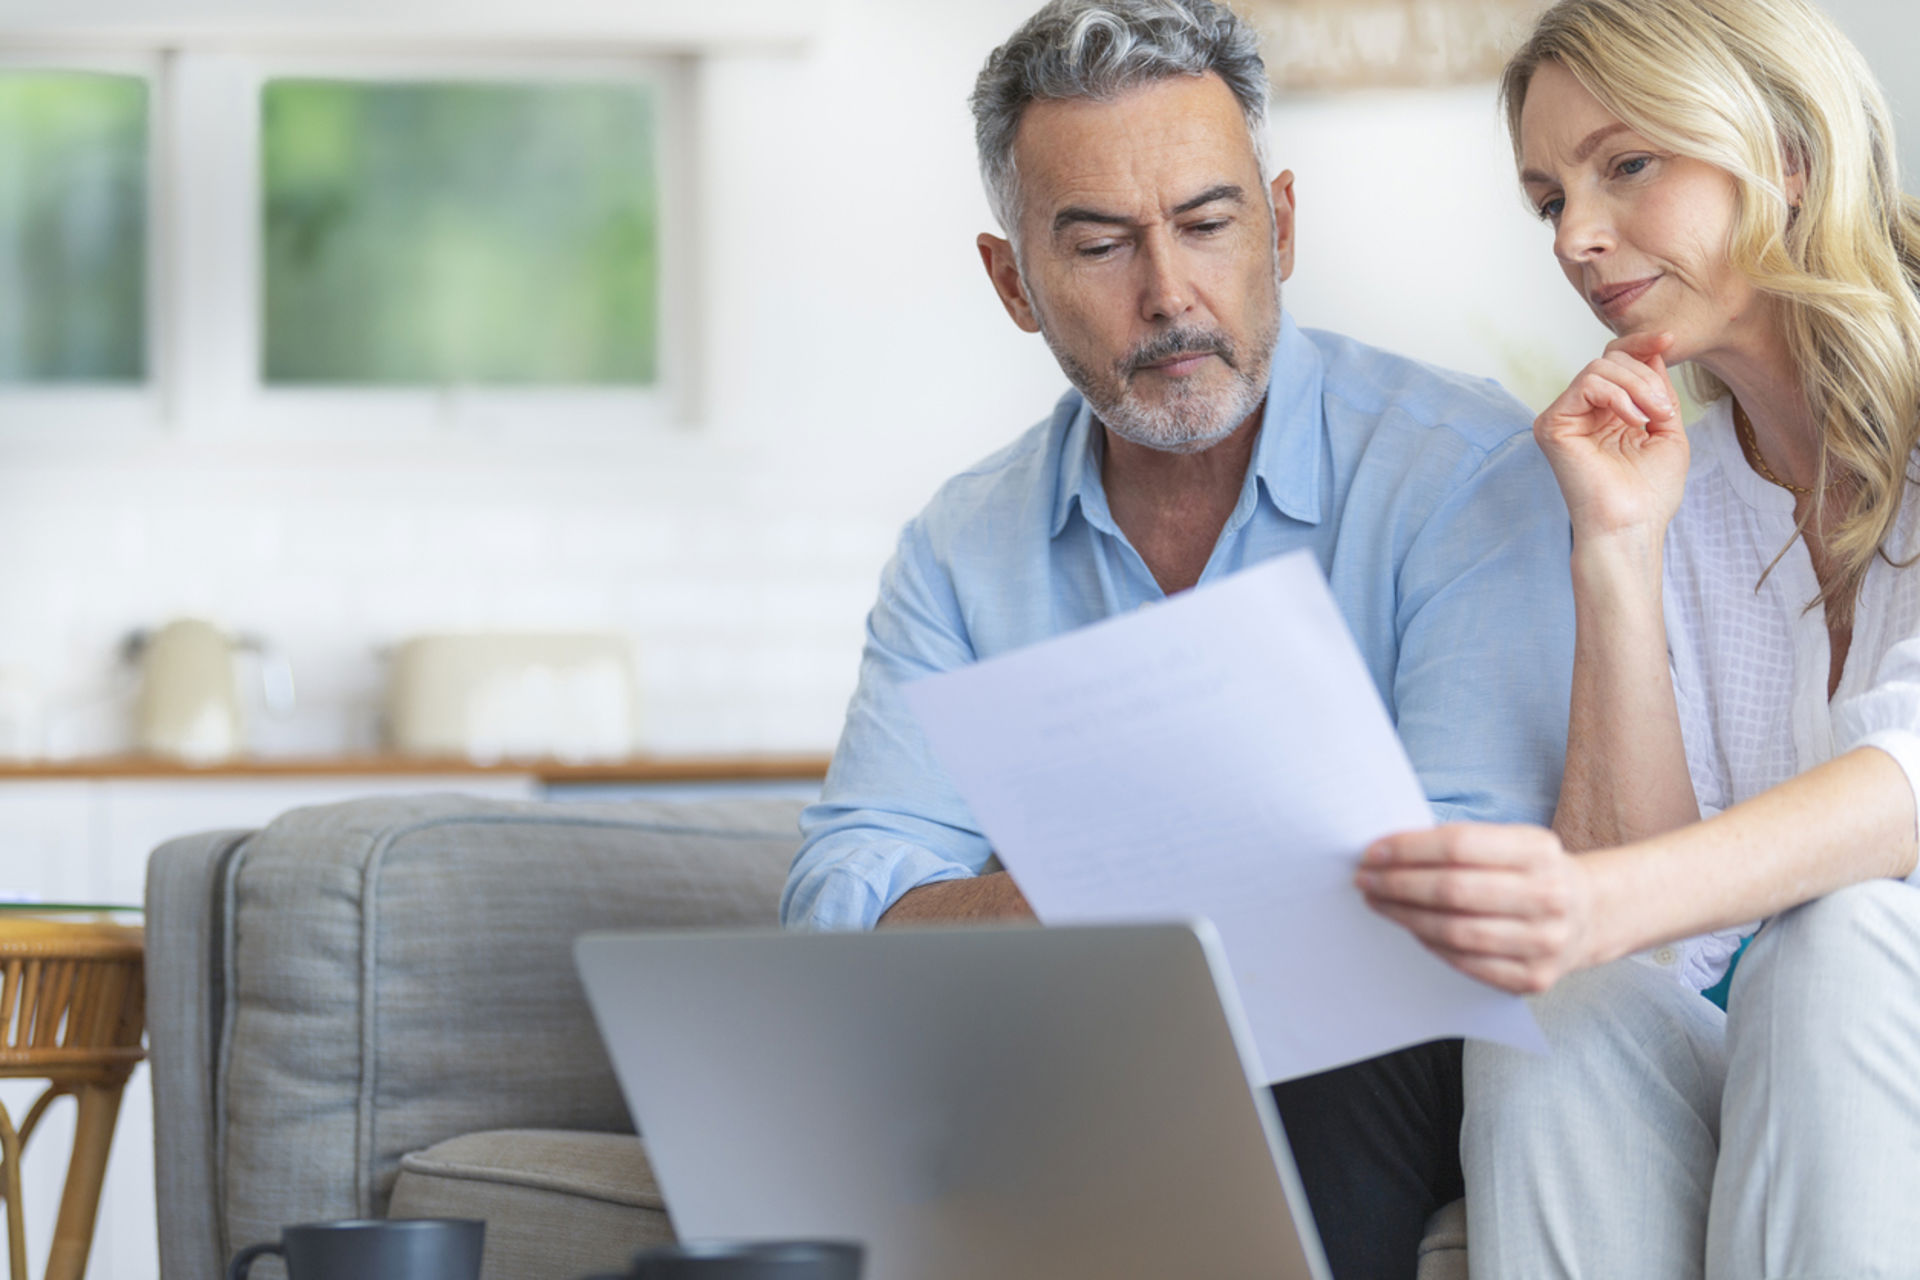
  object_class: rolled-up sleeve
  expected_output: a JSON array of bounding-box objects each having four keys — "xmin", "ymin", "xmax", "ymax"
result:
[
  {"xmin": 781, "ymin": 520, "xmax": 995, "ymax": 930},
  {"xmin": 1834, "ymin": 639, "xmax": 1920, "ymax": 885},
  {"xmin": 1391, "ymin": 431, "xmax": 1577, "ymax": 828}
]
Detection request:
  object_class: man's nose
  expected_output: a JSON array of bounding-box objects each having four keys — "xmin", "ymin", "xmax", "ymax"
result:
[
  {"xmin": 1137, "ymin": 231, "xmax": 1194, "ymax": 322},
  {"xmin": 1553, "ymin": 192, "xmax": 1614, "ymax": 266}
]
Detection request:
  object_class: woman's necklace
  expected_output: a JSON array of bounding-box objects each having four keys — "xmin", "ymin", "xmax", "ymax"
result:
[{"xmin": 1733, "ymin": 400, "xmax": 1815, "ymax": 496}]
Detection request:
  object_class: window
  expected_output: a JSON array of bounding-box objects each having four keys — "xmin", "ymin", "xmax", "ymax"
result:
[
  {"xmin": 0, "ymin": 67, "xmax": 149, "ymax": 383},
  {"xmin": 0, "ymin": 50, "xmax": 688, "ymax": 434},
  {"xmin": 261, "ymin": 79, "xmax": 660, "ymax": 386}
]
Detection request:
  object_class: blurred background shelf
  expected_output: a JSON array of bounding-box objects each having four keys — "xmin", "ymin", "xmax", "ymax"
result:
[{"xmin": 0, "ymin": 752, "xmax": 830, "ymax": 781}]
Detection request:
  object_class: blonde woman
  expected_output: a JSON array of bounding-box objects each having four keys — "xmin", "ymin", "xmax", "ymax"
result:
[{"xmin": 1354, "ymin": 0, "xmax": 1920, "ymax": 1273}]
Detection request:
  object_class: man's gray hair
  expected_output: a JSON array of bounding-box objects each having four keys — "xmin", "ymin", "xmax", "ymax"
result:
[{"xmin": 970, "ymin": 0, "xmax": 1272, "ymax": 237}]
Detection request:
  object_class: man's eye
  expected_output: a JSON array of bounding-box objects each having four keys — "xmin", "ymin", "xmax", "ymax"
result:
[
  {"xmin": 1077, "ymin": 242, "xmax": 1120, "ymax": 259},
  {"xmin": 1188, "ymin": 219, "xmax": 1229, "ymax": 235}
]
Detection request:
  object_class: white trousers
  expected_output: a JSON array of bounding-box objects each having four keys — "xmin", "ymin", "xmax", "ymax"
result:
[{"xmin": 1462, "ymin": 879, "xmax": 1920, "ymax": 1279}]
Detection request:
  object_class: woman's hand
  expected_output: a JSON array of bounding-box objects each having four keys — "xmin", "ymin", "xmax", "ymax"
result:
[
  {"xmin": 1534, "ymin": 332, "xmax": 1690, "ymax": 542},
  {"xmin": 1355, "ymin": 823, "xmax": 1601, "ymax": 994}
]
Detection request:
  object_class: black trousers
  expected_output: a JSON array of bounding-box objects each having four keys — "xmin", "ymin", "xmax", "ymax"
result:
[{"xmin": 1267, "ymin": 1039, "xmax": 1464, "ymax": 1280}]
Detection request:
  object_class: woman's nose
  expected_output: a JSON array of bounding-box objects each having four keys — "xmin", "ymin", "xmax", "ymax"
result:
[{"xmin": 1553, "ymin": 195, "xmax": 1614, "ymax": 264}]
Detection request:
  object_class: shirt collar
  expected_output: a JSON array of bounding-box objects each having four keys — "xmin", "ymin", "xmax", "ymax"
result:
[
  {"xmin": 1254, "ymin": 313, "xmax": 1327, "ymax": 526},
  {"xmin": 1049, "ymin": 312, "xmax": 1326, "ymax": 538},
  {"xmin": 1697, "ymin": 396, "xmax": 1796, "ymax": 517}
]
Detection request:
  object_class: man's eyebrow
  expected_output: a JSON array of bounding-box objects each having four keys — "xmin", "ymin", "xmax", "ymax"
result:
[
  {"xmin": 1050, "ymin": 183, "xmax": 1247, "ymax": 234},
  {"xmin": 1172, "ymin": 183, "xmax": 1244, "ymax": 216},
  {"xmin": 1052, "ymin": 205, "xmax": 1133, "ymax": 234},
  {"xmin": 1520, "ymin": 123, "xmax": 1633, "ymax": 186}
]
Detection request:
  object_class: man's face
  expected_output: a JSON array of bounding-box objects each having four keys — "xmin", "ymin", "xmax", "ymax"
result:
[{"xmin": 980, "ymin": 73, "xmax": 1295, "ymax": 454}]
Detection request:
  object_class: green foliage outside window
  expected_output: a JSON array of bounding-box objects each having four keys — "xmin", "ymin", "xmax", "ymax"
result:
[
  {"xmin": 0, "ymin": 71, "xmax": 147, "ymax": 383},
  {"xmin": 262, "ymin": 79, "xmax": 659, "ymax": 385}
]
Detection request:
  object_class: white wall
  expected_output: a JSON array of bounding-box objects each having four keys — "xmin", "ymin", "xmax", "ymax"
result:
[
  {"xmin": 1819, "ymin": 0, "xmax": 1920, "ymax": 190},
  {"xmin": 0, "ymin": 0, "xmax": 1074, "ymax": 757},
  {"xmin": 23, "ymin": 0, "xmax": 1915, "ymax": 758},
  {"xmin": 1272, "ymin": 83, "xmax": 1613, "ymax": 408}
]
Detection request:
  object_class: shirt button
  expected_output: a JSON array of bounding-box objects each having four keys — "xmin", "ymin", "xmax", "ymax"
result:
[{"xmin": 1652, "ymin": 946, "xmax": 1678, "ymax": 967}]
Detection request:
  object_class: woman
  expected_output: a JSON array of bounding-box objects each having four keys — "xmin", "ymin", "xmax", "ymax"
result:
[{"xmin": 1354, "ymin": 0, "xmax": 1920, "ymax": 1274}]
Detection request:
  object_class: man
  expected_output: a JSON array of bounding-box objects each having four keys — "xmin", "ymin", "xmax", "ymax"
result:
[{"xmin": 782, "ymin": 1, "xmax": 1575, "ymax": 1275}]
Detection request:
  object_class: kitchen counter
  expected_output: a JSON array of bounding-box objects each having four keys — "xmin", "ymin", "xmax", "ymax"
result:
[{"xmin": 0, "ymin": 753, "xmax": 833, "ymax": 783}]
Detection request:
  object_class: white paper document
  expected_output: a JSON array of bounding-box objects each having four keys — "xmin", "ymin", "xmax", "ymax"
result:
[{"xmin": 904, "ymin": 551, "xmax": 1546, "ymax": 1083}]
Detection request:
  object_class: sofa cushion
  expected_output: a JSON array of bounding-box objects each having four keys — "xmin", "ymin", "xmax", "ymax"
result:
[
  {"xmin": 1418, "ymin": 1197, "xmax": 1467, "ymax": 1280},
  {"xmin": 389, "ymin": 1129, "xmax": 672, "ymax": 1280}
]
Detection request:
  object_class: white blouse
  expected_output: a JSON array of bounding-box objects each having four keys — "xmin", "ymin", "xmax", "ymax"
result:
[{"xmin": 1656, "ymin": 397, "xmax": 1920, "ymax": 990}]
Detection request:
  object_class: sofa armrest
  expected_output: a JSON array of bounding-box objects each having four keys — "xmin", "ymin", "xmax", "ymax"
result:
[
  {"xmin": 146, "ymin": 791, "xmax": 804, "ymax": 1278},
  {"xmin": 148, "ymin": 828, "xmax": 255, "ymax": 1280}
]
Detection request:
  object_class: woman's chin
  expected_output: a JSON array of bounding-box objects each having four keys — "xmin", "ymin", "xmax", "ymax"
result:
[
  {"xmin": 1607, "ymin": 316, "xmax": 1692, "ymax": 359},
  {"xmin": 1591, "ymin": 308, "xmax": 1639, "ymax": 340}
]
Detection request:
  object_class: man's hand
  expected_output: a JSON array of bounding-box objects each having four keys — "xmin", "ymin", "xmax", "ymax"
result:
[{"xmin": 878, "ymin": 871, "xmax": 1035, "ymax": 926}]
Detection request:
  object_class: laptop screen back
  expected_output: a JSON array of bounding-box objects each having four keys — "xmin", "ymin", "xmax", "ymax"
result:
[{"xmin": 575, "ymin": 921, "xmax": 1330, "ymax": 1280}]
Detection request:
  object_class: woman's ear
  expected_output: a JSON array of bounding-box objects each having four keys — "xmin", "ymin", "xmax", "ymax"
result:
[{"xmin": 1782, "ymin": 141, "xmax": 1808, "ymax": 215}]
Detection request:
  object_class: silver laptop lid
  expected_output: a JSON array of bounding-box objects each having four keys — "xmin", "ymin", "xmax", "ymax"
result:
[{"xmin": 576, "ymin": 921, "xmax": 1331, "ymax": 1280}]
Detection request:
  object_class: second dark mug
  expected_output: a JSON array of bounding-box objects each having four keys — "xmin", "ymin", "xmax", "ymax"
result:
[
  {"xmin": 624, "ymin": 1241, "xmax": 864, "ymax": 1280},
  {"xmin": 227, "ymin": 1217, "xmax": 484, "ymax": 1280}
]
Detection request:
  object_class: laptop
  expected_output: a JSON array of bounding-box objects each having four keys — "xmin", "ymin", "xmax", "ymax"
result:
[{"xmin": 575, "ymin": 921, "xmax": 1332, "ymax": 1280}]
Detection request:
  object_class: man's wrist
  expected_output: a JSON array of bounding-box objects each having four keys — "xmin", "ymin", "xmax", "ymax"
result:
[{"xmin": 878, "ymin": 871, "xmax": 1034, "ymax": 926}]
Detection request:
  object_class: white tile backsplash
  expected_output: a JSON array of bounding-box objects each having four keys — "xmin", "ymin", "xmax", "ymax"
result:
[{"xmin": 0, "ymin": 444, "xmax": 932, "ymax": 757}]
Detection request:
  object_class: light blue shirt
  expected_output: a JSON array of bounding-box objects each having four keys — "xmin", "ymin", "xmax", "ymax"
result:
[{"xmin": 783, "ymin": 315, "xmax": 1576, "ymax": 931}]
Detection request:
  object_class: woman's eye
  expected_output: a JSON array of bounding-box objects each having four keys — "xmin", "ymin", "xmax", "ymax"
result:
[
  {"xmin": 1617, "ymin": 155, "xmax": 1651, "ymax": 178},
  {"xmin": 1537, "ymin": 196, "xmax": 1565, "ymax": 223}
]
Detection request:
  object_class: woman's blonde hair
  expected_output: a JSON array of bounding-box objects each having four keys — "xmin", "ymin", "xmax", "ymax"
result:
[{"xmin": 1502, "ymin": 0, "xmax": 1920, "ymax": 623}]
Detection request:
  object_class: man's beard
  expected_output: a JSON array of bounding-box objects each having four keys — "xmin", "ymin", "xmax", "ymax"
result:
[{"xmin": 1039, "ymin": 274, "xmax": 1282, "ymax": 456}]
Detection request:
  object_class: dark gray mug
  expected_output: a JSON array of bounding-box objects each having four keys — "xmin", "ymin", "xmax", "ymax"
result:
[
  {"xmin": 227, "ymin": 1218, "xmax": 484, "ymax": 1280},
  {"xmin": 626, "ymin": 1241, "xmax": 863, "ymax": 1280}
]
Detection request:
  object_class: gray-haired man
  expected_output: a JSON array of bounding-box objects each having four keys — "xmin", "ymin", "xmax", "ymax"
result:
[{"xmin": 784, "ymin": 2, "xmax": 1577, "ymax": 1274}]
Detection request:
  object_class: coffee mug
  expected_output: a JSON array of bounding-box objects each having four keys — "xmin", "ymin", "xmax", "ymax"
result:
[
  {"xmin": 624, "ymin": 1240, "xmax": 863, "ymax": 1279},
  {"xmin": 227, "ymin": 1217, "xmax": 484, "ymax": 1280}
]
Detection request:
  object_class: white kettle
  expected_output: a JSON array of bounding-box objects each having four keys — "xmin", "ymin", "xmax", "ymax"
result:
[{"xmin": 129, "ymin": 620, "xmax": 295, "ymax": 763}]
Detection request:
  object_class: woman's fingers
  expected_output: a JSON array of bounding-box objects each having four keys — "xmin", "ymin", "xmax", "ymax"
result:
[
  {"xmin": 1602, "ymin": 333, "xmax": 1684, "ymax": 422},
  {"xmin": 1421, "ymin": 946, "xmax": 1555, "ymax": 996},
  {"xmin": 1603, "ymin": 329, "xmax": 1676, "ymax": 363},
  {"xmin": 1363, "ymin": 822, "xmax": 1562, "ymax": 869},
  {"xmin": 1536, "ymin": 332, "xmax": 1682, "ymax": 439},
  {"xmin": 1364, "ymin": 898, "xmax": 1571, "ymax": 962},
  {"xmin": 1536, "ymin": 368, "xmax": 1653, "ymax": 437},
  {"xmin": 1597, "ymin": 349, "xmax": 1677, "ymax": 418},
  {"xmin": 1548, "ymin": 355, "xmax": 1673, "ymax": 430},
  {"xmin": 1355, "ymin": 864, "xmax": 1570, "ymax": 919},
  {"xmin": 1647, "ymin": 350, "xmax": 1673, "ymax": 390},
  {"xmin": 1583, "ymin": 375, "xmax": 1653, "ymax": 428}
]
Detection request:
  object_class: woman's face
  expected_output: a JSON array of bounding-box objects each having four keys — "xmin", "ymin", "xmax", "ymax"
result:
[{"xmin": 1517, "ymin": 60, "xmax": 1775, "ymax": 366}]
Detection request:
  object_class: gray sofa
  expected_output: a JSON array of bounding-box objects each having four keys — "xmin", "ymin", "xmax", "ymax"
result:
[{"xmin": 144, "ymin": 791, "xmax": 1467, "ymax": 1280}]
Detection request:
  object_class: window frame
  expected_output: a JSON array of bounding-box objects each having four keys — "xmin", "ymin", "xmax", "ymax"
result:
[{"xmin": 1, "ymin": 45, "xmax": 697, "ymax": 440}]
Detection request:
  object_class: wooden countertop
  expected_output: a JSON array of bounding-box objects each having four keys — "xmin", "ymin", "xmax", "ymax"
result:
[{"xmin": 0, "ymin": 753, "xmax": 832, "ymax": 783}]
